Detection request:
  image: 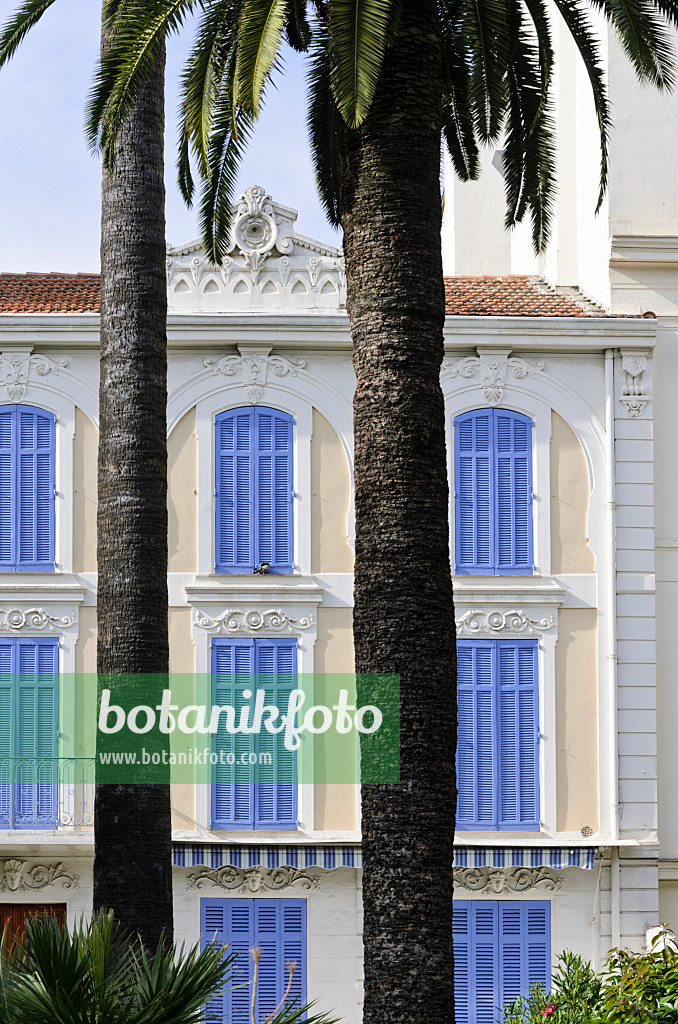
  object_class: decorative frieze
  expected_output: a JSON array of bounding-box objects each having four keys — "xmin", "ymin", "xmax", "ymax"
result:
[
  {"xmin": 194, "ymin": 608, "xmax": 314, "ymax": 634},
  {"xmin": 187, "ymin": 864, "xmax": 321, "ymax": 893},
  {"xmin": 0, "ymin": 607, "xmax": 76, "ymax": 633},
  {"xmin": 203, "ymin": 346, "xmax": 305, "ymax": 403},
  {"xmin": 453, "ymin": 864, "xmax": 563, "ymax": 894},
  {"xmin": 1, "ymin": 349, "xmax": 67, "ymax": 403},
  {"xmin": 444, "ymin": 350, "xmax": 544, "ymax": 405},
  {"xmin": 456, "ymin": 608, "xmax": 555, "ymax": 636},
  {"xmin": 0, "ymin": 860, "xmax": 79, "ymax": 893}
]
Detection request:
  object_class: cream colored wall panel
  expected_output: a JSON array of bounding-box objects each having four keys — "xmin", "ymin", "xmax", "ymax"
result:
[
  {"xmin": 75, "ymin": 605, "xmax": 97, "ymax": 674},
  {"xmin": 168, "ymin": 408, "xmax": 198, "ymax": 572},
  {"xmin": 72, "ymin": 408, "xmax": 97, "ymax": 573},
  {"xmin": 550, "ymin": 412, "xmax": 595, "ymax": 574},
  {"xmin": 169, "ymin": 607, "xmax": 196, "ymax": 830},
  {"xmin": 311, "ymin": 409, "xmax": 354, "ymax": 573},
  {"xmin": 659, "ymin": 882, "xmax": 678, "ymax": 932},
  {"xmin": 555, "ymin": 608, "xmax": 598, "ymax": 832}
]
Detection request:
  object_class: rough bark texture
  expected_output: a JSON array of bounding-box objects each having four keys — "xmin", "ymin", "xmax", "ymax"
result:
[
  {"xmin": 340, "ymin": 3, "xmax": 456, "ymax": 1022},
  {"xmin": 93, "ymin": 24, "xmax": 173, "ymax": 948}
]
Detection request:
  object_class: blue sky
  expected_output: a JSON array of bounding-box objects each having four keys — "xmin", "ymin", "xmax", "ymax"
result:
[{"xmin": 0, "ymin": 0, "xmax": 338, "ymax": 273}]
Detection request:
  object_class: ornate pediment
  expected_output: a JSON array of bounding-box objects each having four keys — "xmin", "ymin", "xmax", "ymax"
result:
[{"xmin": 167, "ymin": 186, "xmax": 345, "ymax": 312}]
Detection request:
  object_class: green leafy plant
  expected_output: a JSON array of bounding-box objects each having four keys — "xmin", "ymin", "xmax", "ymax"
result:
[
  {"xmin": 0, "ymin": 911, "xmax": 336, "ymax": 1024},
  {"xmin": 591, "ymin": 928, "xmax": 678, "ymax": 1024},
  {"xmin": 502, "ymin": 952, "xmax": 603, "ymax": 1024}
]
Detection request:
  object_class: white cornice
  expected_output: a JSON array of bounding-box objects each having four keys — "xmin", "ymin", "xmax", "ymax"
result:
[
  {"xmin": 453, "ymin": 577, "xmax": 566, "ymax": 607},
  {"xmin": 0, "ymin": 311, "xmax": 655, "ymax": 353},
  {"xmin": 611, "ymin": 234, "xmax": 678, "ymax": 266},
  {"xmin": 185, "ymin": 575, "xmax": 324, "ymax": 606}
]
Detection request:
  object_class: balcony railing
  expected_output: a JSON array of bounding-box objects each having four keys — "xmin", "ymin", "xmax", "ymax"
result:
[{"xmin": 0, "ymin": 758, "xmax": 95, "ymax": 829}]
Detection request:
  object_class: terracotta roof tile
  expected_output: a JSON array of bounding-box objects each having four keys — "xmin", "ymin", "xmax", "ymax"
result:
[
  {"xmin": 0, "ymin": 271, "xmax": 608, "ymax": 317},
  {"xmin": 443, "ymin": 275, "xmax": 608, "ymax": 317},
  {"xmin": 0, "ymin": 273, "xmax": 100, "ymax": 313}
]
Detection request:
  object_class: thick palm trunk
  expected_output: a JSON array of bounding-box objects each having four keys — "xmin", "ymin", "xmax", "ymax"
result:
[
  {"xmin": 340, "ymin": 3, "xmax": 456, "ymax": 1022},
  {"xmin": 93, "ymin": 19, "xmax": 173, "ymax": 948}
]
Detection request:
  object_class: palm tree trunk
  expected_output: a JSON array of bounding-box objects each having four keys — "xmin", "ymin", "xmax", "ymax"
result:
[
  {"xmin": 93, "ymin": 11, "xmax": 173, "ymax": 948},
  {"xmin": 340, "ymin": 3, "xmax": 456, "ymax": 1022}
]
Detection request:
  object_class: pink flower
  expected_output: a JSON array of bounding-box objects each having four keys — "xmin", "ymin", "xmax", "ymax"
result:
[{"xmin": 540, "ymin": 1006, "xmax": 556, "ymax": 1017}]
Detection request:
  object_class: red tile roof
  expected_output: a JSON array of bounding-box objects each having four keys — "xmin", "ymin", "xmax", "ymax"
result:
[
  {"xmin": 443, "ymin": 275, "xmax": 607, "ymax": 317},
  {"xmin": 0, "ymin": 271, "xmax": 606, "ymax": 317},
  {"xmin": 0, "ymin": 273, "xmax": 100, "ymax": 313}
]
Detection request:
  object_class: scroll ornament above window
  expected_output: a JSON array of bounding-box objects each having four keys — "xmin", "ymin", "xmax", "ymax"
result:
[{"xmin": 443, "ymin": 348, "xmax": 544, "ymax": 406}]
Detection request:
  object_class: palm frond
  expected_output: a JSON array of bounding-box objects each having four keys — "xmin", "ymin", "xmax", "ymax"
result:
[
  {"xmin": 0, "ymin": 0, "xmax": 57, "ymax": 68},
  {"xmin": 439, "ymin": 6, "xmax": 480, "ymax": 180},
  {"xmin": 328, "ymin": 0, "xmax": 393, "ymax": 126},
  {"xmin": 589, "ymin": 0, "xmax": 675, "ymax": 87},
  {"xmin": 455, "ymin": 0, "xmax": 510, "ymax": 142},
  {"xmin": 86, "ymin": 0, "xmax": 199, "ymax": 167},
  {"xmin": 234, "ymin": 0, "xmax": 288, "ymax": 115},
  {"xmin": 553, "ymin": 0, "xmax": 610, "ymax": 210},
  {"xmin": 287, "ymin": 0, "xmax": 312, "ymax": 50},
  {"xmin": 307, "ymin": 23, "xmax": 343, "ymax": 224}
]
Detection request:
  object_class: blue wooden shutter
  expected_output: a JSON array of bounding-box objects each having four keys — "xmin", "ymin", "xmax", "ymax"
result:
[
  {"xmin": 14, "ymin": 638, "xmax": 58, "ymax": 829},
  {"xmin": 211, "ymin": 640, "xmax": 256, "ymax": 829},
  {"xmin": 254, "ymin": 639, "xmax": 298, "ymax": 829},
  {"xmin": 498, "ymin": 641, "xmax": 539, "ymax": 830},
  {"xmin": 0, "ymin": 641, "xmax": 13, "ymax": 826},
  {"xmin": 455, "ymin": 410, "xmax": 494, "ymax": 574},
  {"xmin": 216, "ymin": 409, "xmax": 255, "ymax": 573},
  {"xmin": 0, "ymin": 410, "xmax": 15, "ymax": 570},
  {"xmin": 457, "ymin": 641, "xmax": 496, "ymax": 830},
  {"xmin": 17, "ymin": 407, "xmax": 56, "ymax": 571},
  {"xmin": 499, "ymin": 902, "xmax": 550, "ymax": 1007},
  {"xmin": 452, "ymin": 901, "xmax": 500, "ymax": 1024},
  {"xmin": 495, "ymin": 411, "xmax": 533, "ymax": 573},
  {"xmin": 201, "ymin": 899, "xmax": 307, "ymax": 1024},
  {"xmin": 454, "ymin": 901, "xmax": 551, "ymax": 1024},
  {"xmin": 256, "ymin": 408, "xmax": 293, "ymax": 573}
]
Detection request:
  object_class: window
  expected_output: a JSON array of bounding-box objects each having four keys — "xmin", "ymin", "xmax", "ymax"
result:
[
  {"xmin": 457, "ymin": 639, "xmax": 539, "ymax": 831},
  {"xmin": 453, "ymin": 901, "xmax": 550, "ymax": 1024},
  {"xmin": 454, "ymin": 408, "xmax": 533, "ymax": 575},
  {"xmin": 0, "ymin": 405, "xmax": 56, "ymax": 573},
  {"xmin": 201, "ymin": 898, "xmax": 306, "ymax": 1024},
  {"xmin": 0, "ymin": 904, "xmax": 66, "ymax": 953},
  {"xmin": 211, "ymin": 638, "xmax": 297, "ymax": 830},
  {"xmin": 0, "ymin": 637, "xmax": 59, "ymax": 829},
  {"xmin": 215, "ymin": 407, "xmax": 293, "ymax": 574}
]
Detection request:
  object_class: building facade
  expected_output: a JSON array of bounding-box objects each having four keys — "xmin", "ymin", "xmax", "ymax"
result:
[{"xmin": 0, "ymin": 86, "xmax": 671, "ymax": 1020}]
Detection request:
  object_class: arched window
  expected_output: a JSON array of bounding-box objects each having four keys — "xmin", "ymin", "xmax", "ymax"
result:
[
  {"xmin": 215, "ymin": 407, "xmax": 293, "ymax": 574},
  {"xmin": 454, "ymin": 408, "xmax": 533, "ymax": 575},
  {"xmin": 0, "ymin": 405, "xmax": 56, "ymax": 572}
]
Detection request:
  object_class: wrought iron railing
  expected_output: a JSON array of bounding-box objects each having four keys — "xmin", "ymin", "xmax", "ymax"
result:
[{"xmin": 0, "ymin": 758, "xmax": 95, "ymax": 829}]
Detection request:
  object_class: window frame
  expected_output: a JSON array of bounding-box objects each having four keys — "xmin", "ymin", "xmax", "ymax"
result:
[
  {"xmin": 0, "ymin": 404, "xmax": 56, "ymax": 573},
  {"xmin": 454, "ymin": 407, "xmax": 534, "ymax": 576}
]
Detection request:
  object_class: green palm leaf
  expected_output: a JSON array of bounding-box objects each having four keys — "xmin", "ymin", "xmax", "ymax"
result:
[
  {"xmin": 307, "ymin": 23, "xmax": 343, "ymax": 224},
  {"xmin": 328, "ymin": 0, "xmax": 393, "ymax": 126},
  {"xmin": 286, "ymin": 0, "xmax": 312, "ymax": 51},
  {"xmin": 0, "ymin": 0, "xmax": 57, "ymax": 68},
  {"xmin": 234, "ymin": 0, "xmax": 288, "ymax": 115}
]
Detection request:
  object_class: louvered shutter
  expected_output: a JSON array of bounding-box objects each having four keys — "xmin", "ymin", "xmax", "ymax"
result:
[
  {"xmin": 454, "ymin": 902, "xmax": 550, "ymax": 1024},
  {"xmin": 455, "ymin": 410, "xmax": 494, "ymax": 573},
  {"xmin": 499, "ymin": 902, "xmax": 550, "ymax": 1008},
  {"xmin": 254, "ymin": 640, "xmax": 297, "ymax": 829},
  {"xmin": 0, "ymin": 410, "xmax": 15, "ymax": 569},
  {"xmin": 457, "ymin": 641, "xmax": 496, "ymax": 830},
  {"xmin": 200, "ymin": 899, "xmax": 307, "ymax": 1024},
  {"xmin": 495, "ymin": 411, "xmax": 533, "ymax": 573},
  {"xmin": 498, "ymin": 641, "xmax": 539, "ymax": 830},
  {"xmin": 256, "ymin": 409, "xmax": 293, "ymax": 573},
  {"xmin": 216, "ymin": 410, "xmax": 255, "ymax": 573},
  {"xmin": 453, "ymin": 902, "xmax": 500, "ymax": 1024},
  {"xmin": 211, "ymin": 640, "xmax": 255, "ymax": 829},
  {"xmin": 17, "ymin": 407, "xmax": 55, "ymax": 571},
  {"xmin": 0, "ymin": 642, "xmax": 13, "ymax": 826},
  {"xmin": 14, "ymin": 639, "xmax": 58, "ymax": 828}
]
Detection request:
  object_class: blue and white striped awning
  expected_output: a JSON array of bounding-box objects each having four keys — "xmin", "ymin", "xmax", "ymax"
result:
[
  {"xmin": 172, "ymin": 844, "xmax": 363, "ymax": 870},
  {"xmin": 453, "ymin": 847, "xmax": 596, "ymax": 870},
  {"xmin": 172, "ymin": 844, "xmax": 595, "ymax": 871}
]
